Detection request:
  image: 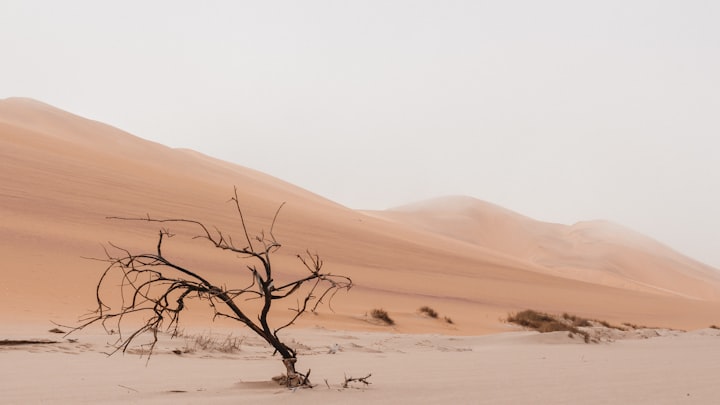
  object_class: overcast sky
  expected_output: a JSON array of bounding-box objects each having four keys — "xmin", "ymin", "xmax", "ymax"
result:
[{"xmin": 1, "ymin": 1, "xmax": 719, "ymax": 267}]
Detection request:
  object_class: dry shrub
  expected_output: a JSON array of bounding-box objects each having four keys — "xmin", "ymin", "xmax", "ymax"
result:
[
  {"xmin": 419, "ymin": 306, "xmax": 439, "ymax": 318},
  {"xmin": 370, "ymin": 309, "xmax": 395, "ymax": 325},
  {"xmin": 183, "ymin": 333, "xmax": 245, "ymax": 354},
  {"xmin": 597, "ymin": 320, "xmax": 617, "ymax": 329},
  {"xmin": 563, "ymin": 312, "xmax": 625, "ymax": 330},
  {"xmin": 562, "ymin": 313, "xmax": 592, "ymax": 327},
  {"xmin": 508, "ymin": 310, "xmax": 560, "ymax": 330},
  {"xmin": 508, "ymin": 310, "xmax": 591, "ymax": 343},
  {"xmin": 444, "ymin": 316, "xmax": 454, "ymax": 324}
]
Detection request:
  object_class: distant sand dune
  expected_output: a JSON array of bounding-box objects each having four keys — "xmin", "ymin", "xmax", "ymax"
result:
[{"xmin": 370, "ymin": 195, "xmax": 720, "ymax": 301}]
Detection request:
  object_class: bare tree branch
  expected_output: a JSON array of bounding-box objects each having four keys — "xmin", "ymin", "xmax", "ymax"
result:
[
  {"xmin": 343, "ymin": 374, "xmax": 372, "ymax": 388},
  {"xmin": 70, "ymin": 191, "xmax": 352, "ymax": 388}
]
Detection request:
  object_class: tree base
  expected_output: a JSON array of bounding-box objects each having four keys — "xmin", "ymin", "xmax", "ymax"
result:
[{"xmin": 271, "ymin": 358, "xmax": 312, "ymax": 388}]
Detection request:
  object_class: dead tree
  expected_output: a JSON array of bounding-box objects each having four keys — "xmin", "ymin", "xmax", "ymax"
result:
[{"xmin": 73, "ymin": 188, "xmax": 352, "ymax": 387}]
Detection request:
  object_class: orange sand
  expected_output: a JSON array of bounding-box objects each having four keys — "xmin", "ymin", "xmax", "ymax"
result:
[
  {"xmin": 2, "ymin": 97, "xmax": 719, "ymax": 333},
  {"xmin": 3, "ymin": 97, "xmax": 720, "ymax": 403}
]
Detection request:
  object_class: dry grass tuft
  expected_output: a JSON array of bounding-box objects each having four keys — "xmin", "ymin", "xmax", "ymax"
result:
[
  {"xmin": 181, "ymin": 333, "xmax": 245, "ymax": 354},
  {"xmin": 508, "ymin": 309, "xmax": 637, "ymax": 343},
  {"xmin": 419, "ymin": 306, "xmax": 439, "ymax": 318},
  {"xmin": 509, "ymin": 310, "xmax": 571, "ymax": 332},
  {"xmin": 370, "ymin": 309, "xmax": 395, "ymax": 326},
  {"xmin": 562, "ymin": 313, "xmax": 592, "ymax": 327},
  {"xmin": 507, "ymin": 310, "xmax": 592, "ymax": 343}
]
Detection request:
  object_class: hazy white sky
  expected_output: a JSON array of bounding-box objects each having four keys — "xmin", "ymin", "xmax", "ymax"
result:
[{"xmin": 1, "ymin": 1, "xmax": 719, "ymax": 267}]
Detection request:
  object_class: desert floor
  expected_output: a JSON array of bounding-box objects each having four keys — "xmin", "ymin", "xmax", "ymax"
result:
[{"xmin": 3, "ymin": 322, "xmax": 720, "ymax": 404}]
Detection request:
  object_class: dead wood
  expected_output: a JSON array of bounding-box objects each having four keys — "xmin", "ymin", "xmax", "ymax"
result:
[
  {"xmin": 0, "ymin": 339, "xmax": 58, "ymax": 346},
  {"xmin": 343, "ymin": 373, "xmax": 372, "ymax": 388},
  {"xmin": 69, "ymin": 187, "xmax": 352, "ymax": 388}
]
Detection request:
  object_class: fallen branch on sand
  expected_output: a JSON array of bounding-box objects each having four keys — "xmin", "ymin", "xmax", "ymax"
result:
[
  {"xmin": 343, "ymin": 373, "xmax": 372, "ymax": 388},
  {"xmin": 0, "ymin": 339, "xmax": 58, "ymax": 346}
]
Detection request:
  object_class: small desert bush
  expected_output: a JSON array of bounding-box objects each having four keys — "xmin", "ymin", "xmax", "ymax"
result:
[
  {"xmin": 444, "ymin": 316, "xmax": 454, "ymax": 324},
  {"xmin": 563, "ymin": 312, "xmax": 625, "ymax": 330},
  {"xmin": 509, "ymin": 310, "xmax": 566, "ymax": 332},
  {"xmin": 597, "ymin": 319, "xmax": 624, "ymax": 329},
  {"xmin": 370, "ymin": 308, "xmax": 395, "ymax": 325},
  {"xmin": 710, "ymin": 325, "xmax": 720, "ymax": 330},
  {"xmin": 419, "ymin": 306, "xmax": 439, "ymax": 318},
  {"xmin": 508, "ymin": 310, "xmax": 590, "ymax": 343},
  {"xmin": 562, "ymin": 313, "xmax": 592, "ymax": 327}
]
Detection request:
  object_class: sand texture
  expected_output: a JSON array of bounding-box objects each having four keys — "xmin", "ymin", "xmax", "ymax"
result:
[
  {"xmin": 2, "ymin": 97, "xmax": 720, "ymax": 403},
  {"xmin": 3, "ymin": 324, "xmax": 720, "ymax": 404}
]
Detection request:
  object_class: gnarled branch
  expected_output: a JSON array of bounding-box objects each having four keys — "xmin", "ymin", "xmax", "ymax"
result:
[{"xmin": 70, "ymin": 191, "xmax": 352, "ymax": 387}]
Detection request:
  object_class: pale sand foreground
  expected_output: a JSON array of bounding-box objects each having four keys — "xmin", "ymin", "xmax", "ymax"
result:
[{"xmin": 3, "ymin": 323, "xmax": 720, "ymax": 404}]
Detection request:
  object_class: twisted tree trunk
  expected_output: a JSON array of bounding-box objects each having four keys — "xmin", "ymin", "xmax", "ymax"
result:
[{"xmin": 69, "ymin": 188, "xmax": 351, "ymax": 388}]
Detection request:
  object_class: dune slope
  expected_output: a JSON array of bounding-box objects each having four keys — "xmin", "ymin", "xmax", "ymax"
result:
[
  {"xmin": 2, "ymin": 98, "xmax": 719, "ymax": 333},
  {"xmin": 370, "ymin": 195, "xmax": 720, "ymax": 301}
]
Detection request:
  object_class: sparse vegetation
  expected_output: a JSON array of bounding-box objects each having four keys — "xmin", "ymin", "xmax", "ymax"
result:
[
  {"xmin": 371, "ymin": 309, "xmax": 395, "ymax": 325},
  {"xmin": 181, "ymin": 333, "xmax": 245, "ymax": 354},
  {"xmin": 710, "ymin": 325, "xmax": 720, "ymax": 330},
  {"xmin": 597, "ymin": 319, "xmax": 618, "ymax": 329},
  {"xmin": 419, "ymin": 306, "xmax": 439, "ymax": 318},
  {"xmin": 507, "ymin": 309, "xmax": 644, "ymax": 344},
  {"xmin": 418, "ymin": 306, "xmax": 455, "ymax": 325},
  {"xmin": 507, "ymin": 310, "xmax": 592, "ymax": 343},
  {"xmin": 562, "ymin": 313, "xmax": 592, "ymax": 327},
  {"xmin": 509, "ymin": 310, "xmax": 573, "ymax": 332}
]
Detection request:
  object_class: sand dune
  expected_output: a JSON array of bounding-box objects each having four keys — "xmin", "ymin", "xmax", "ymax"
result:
[
  {"xmin": 2, "ymin": 97, "xmax": 720, "ymax": 334},
  {"xmin": 4, "ymin": 97, "xmax": 720, "ymax": 404},
  {"xmin": 370, "ymin": 195, "xmax": 720, "ymax": 301}
]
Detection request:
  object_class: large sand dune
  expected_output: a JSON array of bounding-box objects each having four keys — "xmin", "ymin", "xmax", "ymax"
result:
[
  {"xmin": 2, "ymin": 97, "xmax": 720, "ymax": 333},
  {"xmin": 4, "ymin": 98, "xmax": 720, "ymax": 404}
]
